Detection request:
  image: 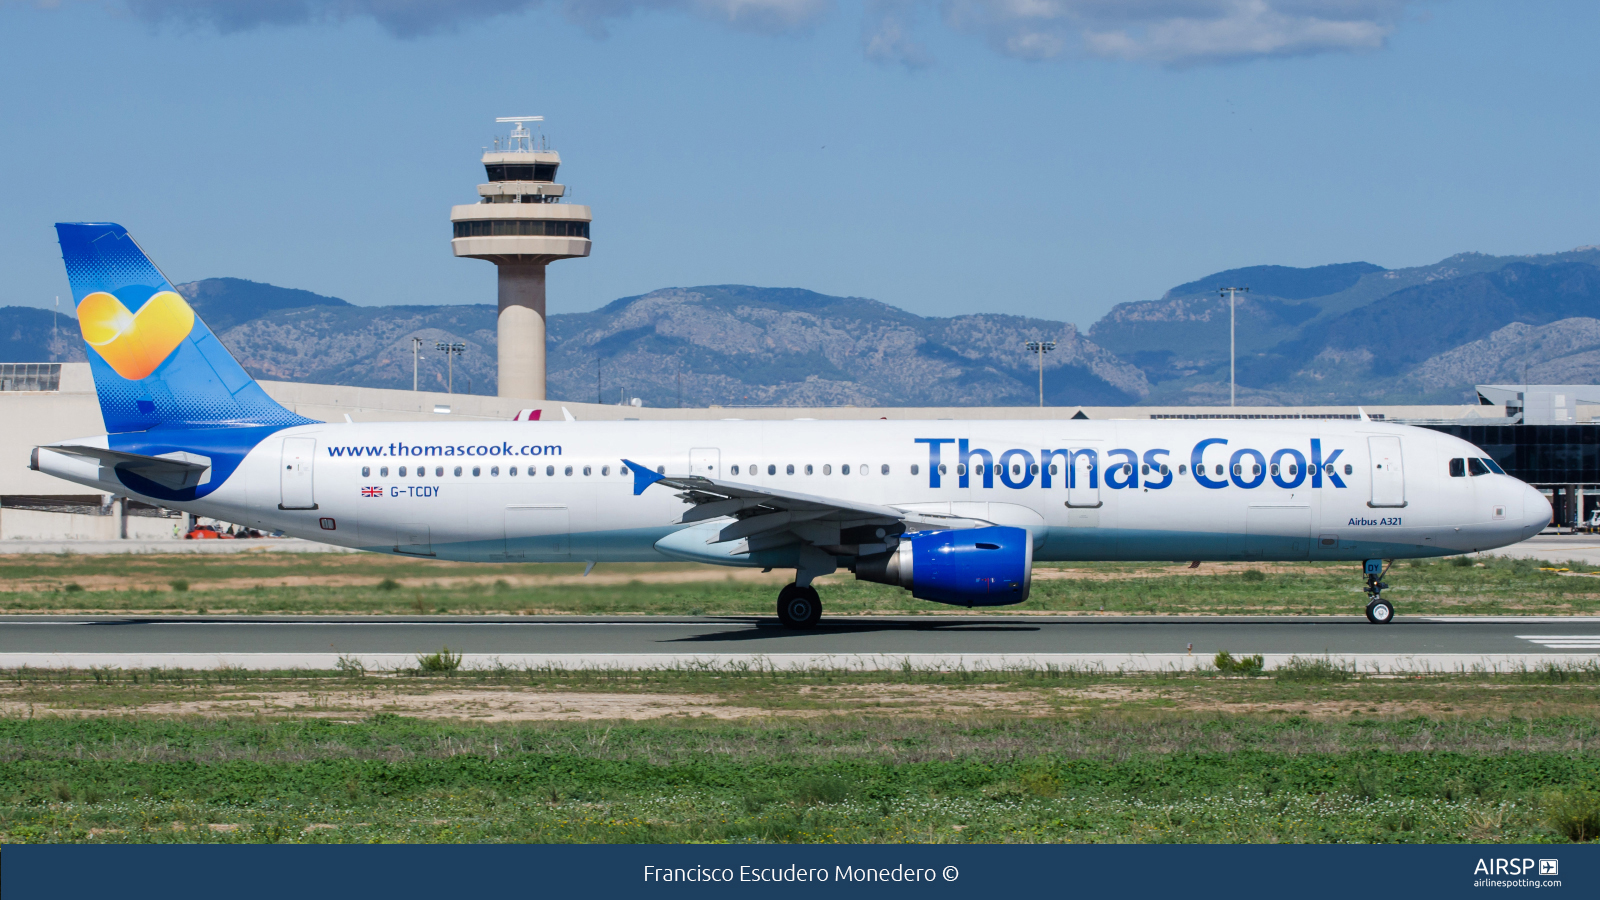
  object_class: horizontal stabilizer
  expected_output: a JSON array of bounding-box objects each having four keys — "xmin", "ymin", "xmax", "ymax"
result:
[{"xmin": 45, "ymin": 444, "xmax": 212, "ymax": 491}]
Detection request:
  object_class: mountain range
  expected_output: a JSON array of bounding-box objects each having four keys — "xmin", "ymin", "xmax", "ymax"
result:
[{"xmin": 7, "ymin": 245, "xmax": 1600, "ymax": 407}]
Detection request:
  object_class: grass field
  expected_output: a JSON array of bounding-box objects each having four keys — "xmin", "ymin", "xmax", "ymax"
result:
[
  {"xmin": 2, "ymin": 664, "xmax": 1599, "ymax": 844},
  {"xmin": 1, "ymin": 552, "xmax": 1598, "ymax": 616}
]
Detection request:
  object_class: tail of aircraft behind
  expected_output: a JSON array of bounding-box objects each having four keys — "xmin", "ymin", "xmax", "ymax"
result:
[{"xmin": 55, "ymin": 222, "xmax": 313, "ymax": 433}]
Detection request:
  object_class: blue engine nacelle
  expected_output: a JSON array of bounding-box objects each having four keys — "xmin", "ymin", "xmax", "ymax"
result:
[{"xmin": 852, "ymin": 526, "xmax": 1033, "ymax": 607}]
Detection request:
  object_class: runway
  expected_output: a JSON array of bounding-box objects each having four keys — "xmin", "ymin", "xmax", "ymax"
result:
[{"xmin": 0, "ymin": 614, "xmax": 1595, "ymax": 672}]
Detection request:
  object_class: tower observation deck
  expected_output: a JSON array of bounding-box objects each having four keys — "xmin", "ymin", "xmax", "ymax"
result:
[{"xmin": 451, "ymin": 116, "xmax": 592, "ymax": 400}]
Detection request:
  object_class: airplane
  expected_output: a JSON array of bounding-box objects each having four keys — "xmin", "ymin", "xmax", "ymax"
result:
[{"xmin": 30, "ymin": 223, "xmax": 1552, "ymax": 627}]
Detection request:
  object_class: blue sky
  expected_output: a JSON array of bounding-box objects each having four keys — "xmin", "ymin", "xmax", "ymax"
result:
[{"xmin": 1, "ymin": 1, "xmax": 1596, "ymax": 327}]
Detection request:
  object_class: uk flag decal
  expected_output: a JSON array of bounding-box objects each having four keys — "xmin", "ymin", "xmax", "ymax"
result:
[{"xmin": 361, "ymin": 486, "xmax": 382, "ymax": 497}]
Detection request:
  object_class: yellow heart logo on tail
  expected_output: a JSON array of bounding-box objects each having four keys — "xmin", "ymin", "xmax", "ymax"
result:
[{"xmin": 78, "ymin": 290, "xmax": 196, "ymax": 381}]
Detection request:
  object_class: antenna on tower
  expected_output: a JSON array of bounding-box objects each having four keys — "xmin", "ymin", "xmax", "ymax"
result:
[{"xmin": 495, "ymin": 116, "xmax": 544, "ymax": 153}]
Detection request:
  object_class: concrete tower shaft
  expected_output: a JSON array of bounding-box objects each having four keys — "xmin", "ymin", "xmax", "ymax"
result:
[{"xmin": 450, "ymin": 117, "xmax": 592, "ymax": 400}]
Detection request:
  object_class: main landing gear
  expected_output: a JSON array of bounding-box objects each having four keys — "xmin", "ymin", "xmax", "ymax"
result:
[
  {"xmin": 1363, "ymin": 559, "xmax": 1394, "ymax": 625},
  {"xmin": 777, "ymin": 583, "xmax": 822, "ymax": 629}
]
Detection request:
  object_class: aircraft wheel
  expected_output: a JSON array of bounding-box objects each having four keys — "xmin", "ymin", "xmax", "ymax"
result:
[
  {"xmin": 777, "ymin": 583, "xmax": 822, "ymax": 629},
  {"xmin": 1365, "ymin": 598, "xmax": 1394, "ymax": 625}
]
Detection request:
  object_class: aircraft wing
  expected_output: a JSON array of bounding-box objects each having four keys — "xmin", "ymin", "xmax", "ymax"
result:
[{"xmin": 623, "ymin": 458, "xmax": 983, "ymax": 558}]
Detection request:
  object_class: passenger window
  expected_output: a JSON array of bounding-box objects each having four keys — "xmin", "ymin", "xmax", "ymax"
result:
[
  {"xmin": 361, "ymin": 466, "xmax": 370, "ymax": 477},
  {"xmin": 911, "ymin": 464, "xmax": 919, "ymax": 475},
  {"xmin": 1449, "ymin": 458, "xmax": 1465, "ymax": 477},
  {"xmin": 860, "ymin": 464, "xmax": 869, "ymax": 476},
  {"xmin": 842, "ymin": 464, "xmax": 851, "ymax": 475},
  {"xmin": 1467, "ymin": 458, "xmax": 1489, "ymax": 476},
  {"xmin": 601, "ymin": 466, "xmax": 609, "ymax": 476},
  {"xmin": 1215, "ymin": 465, "xmax": 1223, "ymax": 476},
  {"xmin": 768, "ymin": 464, "xmax": 777, "ymax": 475},
  {"xmin": 398, "ymin": 466, "xmax": 407, "ymax": 477},
  {"xmin": 380, "ymin": 466, "xmax": 389, "ymax": 477},
  {"xmin": 939, "ymin": 464, "xmax": 947, "ymax": 475},
  {"xmin": 731, "ymin": 465, "xmax": 740, "ymax": 475},
  {"xmin": 805, "ymin": 464, "xmax": 814, "ymax": 475},
  {"xmin": 620, "ymin": 466, "xmax": 628, "ymax": 475},
  {"xmin": 491, "ymin": 466, "xmax": 500, "ymax": 476},
  {"xmin": 583, "ymin": 466, "xmax": 592, "ymax": 476},
  {"xmin": 956, "ymin": 464, "xmax": 965, "ymax": 476},
  {"xmin": 1231, "ymin": 464, "xmax": 1241, "ymax": 476},
  {"xmin": 1141, "ymin": 464, "xmax": 1149, "ymax": 476},
  {"xmin": 1343, "ymin": 464, "xmax": 1353, "ymax": 475},
  {"xmin": 824, "ymin": 464, "xmax": 832, "ymax": 475},
  {"xmin": 510, "ymin": 467, "xmax": 518, "ymax": 476},
  {"xmin": 1288, "ymin": 464, "xmax": 1296, "ymax": 476},
  {"xmin": 1252, "ymin": 464, "xmax": 1260, "ymax": 476},
  {"xmin": 435, "ymin": 467, "xmax": 443, "ymax": 477},
  {"xmin": 1178, "ymin": 464, "xmax": 1186, "ymax": 475},
  {"xmin": 1269, "ymin": 464, "xmax": 1278, "ymax": 476},
  {"xmin": 787, "ymin": 464, "xmax": 795, "ymax": 475},
  {"xmin": 1049, "ymin": 465, "xmax": 1057, "ymax": 475},
  {"xmin": 473, "ymin": 467, "xmax": 482, "ymax": 477},
  {"xmin": 881, "ymin": 464, "xmax": 890, "ymax": 475},
  {"xmin": 1030, "ymin": 464, "xmax": 1039, "ymax": 475},
  {"xmin": 1160, "ymin": 465, "xmax": 1169, "ymax": 476},
  {"xmin": 546, "ymin": 465, "xmax": 555, "ymax": 476},
  {"xmin": 454, "ymin": 466, "xmax": 462, "ymax": 476},
  {"xmin": 564, "ymin": 466, "xmax": 573, "ymax": 476}
]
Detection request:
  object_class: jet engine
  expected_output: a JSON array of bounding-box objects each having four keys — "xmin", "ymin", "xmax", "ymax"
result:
[{"xmin": 853, "ymin": 525, "xmax": 1032, "ymax": 606}]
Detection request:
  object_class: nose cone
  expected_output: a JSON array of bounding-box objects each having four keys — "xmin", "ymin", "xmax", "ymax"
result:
[{"xmin": 1522, "ymin": 483, "xmax": 1552, "ymax": 538}]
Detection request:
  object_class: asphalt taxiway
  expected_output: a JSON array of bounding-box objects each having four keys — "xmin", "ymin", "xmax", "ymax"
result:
[{"xmin": 0, "ymin": 614, "xmax": 1594, "ymax": 672}]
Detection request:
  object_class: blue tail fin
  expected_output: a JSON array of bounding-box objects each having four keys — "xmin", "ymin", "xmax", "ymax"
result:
[{"xmin": 55, "ymin": 223, "xmax": 315, "ymax": 433}]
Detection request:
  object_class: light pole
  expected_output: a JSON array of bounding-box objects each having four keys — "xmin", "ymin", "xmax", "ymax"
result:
[
  {"xmin": 1218, "ymin": 286, "xmax": 1249, "ymax": 407},
  {"xmin": 411, "ymin": 337, "xmax": 424, "ymax": 391},
  {"xmin": 1024, "ymin": 341, "xmax": 1056, "ymax": 408},
  {"xmin": 435, "ymin": 342, "xmax": 466, "ymax": 394}
]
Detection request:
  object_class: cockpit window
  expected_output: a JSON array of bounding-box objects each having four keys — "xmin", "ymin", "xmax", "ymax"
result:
[
  {"xmin": 1467, "ymin": 458, "xmax": 1490, "ymax": 476},
  {"xmin": 1481, "ymin": 457, "xmax": 1505, "ymax": 475},
  {"xmin": 1449, "ymin": 458, "xmax": 1465, "ymax": 477}
]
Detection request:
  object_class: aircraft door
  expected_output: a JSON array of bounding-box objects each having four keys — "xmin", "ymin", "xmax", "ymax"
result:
[
  {"xmin": 505, "ymin": 506, "xmax": 570, "ymax": 560},
  {"xmin": 1368, "ymin": 436, "xmax": 1406, "ymax": 508},
  {"xmin": 1245, "ymin": 506, "xmax": 1312, "ymax": 560},
  {"xmin": 279, "ymin": 437, "xmax": 317, "ymax": 509},
  {"xmin": 689, "ymin": 447, "xmax": 720, "ymax": 479},
  {"xmin": 395, "ymin": 523, "xmax": 432, "ymax": 556},
  {"xmin": 1066, "ymin": 450, "xmax": 1101, "ymax": 508}
]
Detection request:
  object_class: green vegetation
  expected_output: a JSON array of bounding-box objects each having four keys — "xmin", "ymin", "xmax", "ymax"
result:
[
  {"xmin": 0, "ymin": 665, "xmax": 1597, "ymax": 844},
  {"xmin": 0, "ymin": 552, "xmax": 1596, "ymax": 616},
  {"xmin": 1, "ymin": 708, "xmax": 1597, "ymax": 844},
  {"xmin": 415, "ymin": 647, "xmax": 463, "ymax": 675},
  {"xmin": 1213, "ymin": 651, "xmax": 1264, "ymax": 675}
]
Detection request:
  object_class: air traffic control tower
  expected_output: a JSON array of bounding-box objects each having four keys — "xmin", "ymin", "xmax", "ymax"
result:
[{"xmin": 451, "ymin": 116, "xmax": 592, "ymax": 400}]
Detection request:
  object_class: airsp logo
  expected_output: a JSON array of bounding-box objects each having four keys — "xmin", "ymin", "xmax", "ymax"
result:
[
  {"xmin": 1474, "ymin": 858, "xmax": 1547, "ymax": 876},
  {"xmin": 1539, "ymin": 859, "xmax": 1559, "ymax": 876}
]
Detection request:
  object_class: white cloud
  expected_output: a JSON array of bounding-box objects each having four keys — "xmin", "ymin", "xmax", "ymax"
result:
[
  {"xmin": 862, "ymin": 0, "xmax": 936, "ymax": 68},
  {"xmin": 120, "ymin": 0, "xmax": 831, "ymax": 38},
  {"xmin": 944, "ymin": 0, "xmax": 1405, "ymax": 64},
  {"xmin": 114, "ymin": 0, "xmax": 1412, "ymax": 64}
]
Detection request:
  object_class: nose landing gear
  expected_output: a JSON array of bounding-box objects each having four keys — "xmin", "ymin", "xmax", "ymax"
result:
[
  {"xmin": 1363, "ymin": 559, "xmax": 1393, "ymax": 624},
  {"xmin": 777, "ymin": 583, "xmax": 822, "ymax": 629}
]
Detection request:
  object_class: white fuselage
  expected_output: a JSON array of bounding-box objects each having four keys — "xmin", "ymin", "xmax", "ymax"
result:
[{"xmin": 37, "ymin": 418, "xmax": 1548, "ymax": 565}]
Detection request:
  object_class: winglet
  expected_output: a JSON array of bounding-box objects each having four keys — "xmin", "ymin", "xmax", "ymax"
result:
[{"xmin": 625, "ymin": 459, "xmax": 663, "ymax": 495}]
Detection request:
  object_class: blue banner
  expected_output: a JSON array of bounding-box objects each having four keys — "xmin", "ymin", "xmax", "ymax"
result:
[{"xmin": 3, "ymin": 843, "xmax": 1595, "ymax": 899}]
